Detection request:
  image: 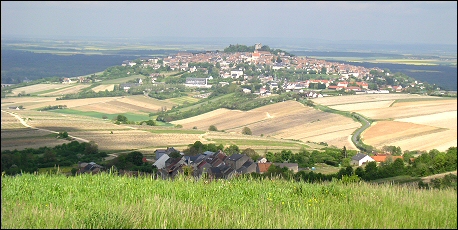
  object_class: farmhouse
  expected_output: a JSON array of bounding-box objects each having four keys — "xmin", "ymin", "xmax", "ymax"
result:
[
  {"xmin": 351, "ymin": 153, "xmax": 375, "ymax": 166},
  {"xmin": 257, "ymin": 162, "xmax": 272, "ymax": 174},
  {"xmin": 272, "ymin": 163, "xmax": 299, "ymax": 173},
  {"xmin": 371, "ymin": 155, "xmax": 404, "ymax": 165},
  {"xmin": 119, "ymin": 83, "xmax": 140, "ymax": 92},
  {"xmin": 76, "ymin": 162, "xmax": 104, "ymax": 175},
  {"xmin": 230, "ymin": 70, "xmax": 244, "ymax": 79},
  {"xmin": 184, "ymin": 78, "xmax": 211, "ymax": 88}
]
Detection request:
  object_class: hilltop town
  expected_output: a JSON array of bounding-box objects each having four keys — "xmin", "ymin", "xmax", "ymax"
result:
[{"xmin": 107, "ymin": 43, "xmax": 442, "ymax": 97}]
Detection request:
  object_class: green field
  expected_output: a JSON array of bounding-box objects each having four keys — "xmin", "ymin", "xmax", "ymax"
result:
[
  {"xmin": 1, "ymin": 173, "xmax": 456, "ymax": 228},
  {"xmin": 147, "ymin": 129, "xmax": 205, "ymax": 134},
  {"xmin": 101, "ymin": 74, "xmax": 146, "ymax": 84},
  {"xmin": 165, "ymin": 96, "xmax": 200, "ymax": 105},
  {"xmin": 211, "ymin": 138, "xmax": 307, "ymax": 148},
  {"xmin": 47, "ymin": 109, "xmax": 150, "ymax": 122}
]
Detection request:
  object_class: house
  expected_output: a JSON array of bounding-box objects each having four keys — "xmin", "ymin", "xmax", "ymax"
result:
[
  {"xmin": 208, "ymin": 164, "xmax": 235, "ymax": 179},
  {"xmin": 371, "ymin": 155, "xmax": 403, "ymax": 164},
  {"xmin": 236, "ymin": 160, "xmax": 257, "ymax": 174},
  {"xmin": 184, "ymin": 78, "xmax": 211, "ymax": 88},
  {"xmin": 327, "ymin": 85, "xmax": 343, "ymax": 91},
  {"xmin": 242, "ymin": 88, "xmax": 252, "ymax": 94},
  {"xmin": 119, "ymin": 83, "xmax": 140, "ymax": 92},
  {"xmin": 392, "ymin": 85, "xmax": 403, "ymax": 92},
  {"xmin": 337, "ymin": 82, "xmax": 348, "ymax": 87},
  {"xmin": 153, "ymin": 154, "xmax": 170, "ymax": 170},
  {"xmin": 62, "ymin": 78, "xmax": 74, "ymax": 84},
  {"xmin": 345, "ymin": 86, "xmax": 361, "ymax": 92},
  {"xmin": 356, "ymin": 82, "xmax": 369, "ymax": 89},
  {"xmin": 225, "ymin": 153, "xmax": 250, "ymax": 171},
  {"xmin": 272, "ymin": 163, "xmax": 299, "ymax": 173},
  {"xmin": 76, "ymin": 162, "xmax": 104, "ymax": 175},
  {"xmin": 230, "ymin": 70, "xmax": 244, "ymax": 79},
  {"xmin": 257, "ymin": 162, "xmax": 273, "ymax": 174},
  {"xmin": 351, "ymin": 153, "xmax": 375, "ymax": 166},
  {"xmin": 154, "ymin": 147, "xmax": 179, "ymax": 160},
  {"xmin": 257, "ymin": 157, "xmax": 268, "ymax": 163}
]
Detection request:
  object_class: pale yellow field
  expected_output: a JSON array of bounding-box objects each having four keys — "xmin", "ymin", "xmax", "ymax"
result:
[
  {"xmin": 38, "ymin": 84, "xmax": 91, "ymax": 96},
  {"xmin": 1, "ymin": 110, "xmax": 29, "ymax": 129},
  {"xmin": 172, "ymin": 100, "xmax": 360, "ymax": 150},
  {"xmin": 329, "ymin": 100, "xmax": 395, "ymax": 111},
  {"xmin": 16, "ymin": 97, "xmax": 123, "ymax": 110},
  {"xmin": 2, "ymin": 93, "xmax": 456, "ymax": 153},
  {"xmin": 69, "ymin": 130, "xmax": 203, "ymax": 152},
  {"xmin": 355, "ymin": 100, "xmax": 457, "ymax": 120},
  {"xmin": 395, "ymin": 111, "xmax": 457, "ymax": 129},
  {"xmin": 1, "ymin": 110, "xmax": 71, "ymax": 150},
  {"xmin": 10, "ymin": 84, "xmax": 67, "ymax": 95},
  {"xmin": 312, "ymin": 94, "xmax": 435, "ymax": 106},
  {"xmin": 92, "ymin": 84, "xmax": 115, "ymax": 93}
]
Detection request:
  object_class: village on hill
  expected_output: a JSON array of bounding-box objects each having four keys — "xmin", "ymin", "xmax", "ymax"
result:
[{"xmin": 54, "ymin": 43, "xmax": 447, "ymax": 99}]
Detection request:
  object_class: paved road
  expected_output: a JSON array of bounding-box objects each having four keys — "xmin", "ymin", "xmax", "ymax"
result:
[{"xmin": 351, "ymin": 113, "xmax": 371, "ymax": 149}]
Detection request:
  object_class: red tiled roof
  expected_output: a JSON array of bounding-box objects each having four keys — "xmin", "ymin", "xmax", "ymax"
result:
[
  {"xmin": 372, "ymin": 155, "xmax": 403, "ymax": 162},
  {"xmin": 258, "ymin": 162, "xmax": 272, "ymax": 173}
]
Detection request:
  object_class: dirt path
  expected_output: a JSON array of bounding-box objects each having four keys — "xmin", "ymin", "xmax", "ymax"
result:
[
  {"xmin": 1, "ymin": 109, "xmax": 90, "ymax": 143},
  {"xmin": 421, "ymin": 170, "xmax": 457, "ymax": 182}
]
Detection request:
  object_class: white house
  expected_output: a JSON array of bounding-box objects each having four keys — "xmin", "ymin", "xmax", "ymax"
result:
[
  {"xmin": 351, "ymin": 153, "xmax": 375, "ymax": 166},
  {"xmin": 230, "ymin": 70, "xmax": 244, "ymax": 79},
  {"xmin": 153, "ymin": 154, "xmax": 170, "ymax": 170}
]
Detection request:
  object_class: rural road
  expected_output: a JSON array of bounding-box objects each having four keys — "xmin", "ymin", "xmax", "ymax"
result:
[
  {"xmin": 3, "ymin": 109, "xmax": 124, "ymax": 161},
  {"xmin": 1, "ymin": 109, "xmax": 90, "ymax": 143},
  {"xmin": 351, "ymin": 113, "xmax": 371, "ymax": 149}
]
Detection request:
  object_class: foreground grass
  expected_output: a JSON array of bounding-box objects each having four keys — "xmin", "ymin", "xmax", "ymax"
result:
[{"xmin": 2, "ymin": 173, "xmax": 456, "ymax": 229}]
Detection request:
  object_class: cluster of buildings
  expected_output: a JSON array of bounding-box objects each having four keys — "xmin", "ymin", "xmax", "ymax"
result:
[
  {"xmin": 351, "ymin": 153, "xmax": 405, "ymax": 166},
  {"xmin": 152, "ymin": 147, "xmax": 298, "ymax": 180},
  {"xmin": 132, "ymin": 44, "xmax": 415, "ymax": 95}
]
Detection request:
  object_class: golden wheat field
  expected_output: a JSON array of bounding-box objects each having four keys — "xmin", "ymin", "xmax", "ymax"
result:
[
  {"xmin": 9, "ymin": 84, "xmax": 67, "ymax": 96},
  {"xmin": 38, "ymin": 84, "xmax": 91, "ymax": 96},
  {"xmin": 172, "ymin": 100, "xmax": 361, "ymax": 150},
  {"xmin": 91, "ymin": 84, "xmax": 115, "ymax": 92},
  {"xmin": 2, "ymin": 92, "xmax": 457, "ymax": 153},
  {"xmin": 312, "ymin": 93, "xmax": 435, "ymax": 106},
  {"xmin": 1, "ymin": 110, "xmax": 69, "ymax": 150},
  {"xmin": 313, "ymin": 94, "xmax": 456, "ymax": 152}
]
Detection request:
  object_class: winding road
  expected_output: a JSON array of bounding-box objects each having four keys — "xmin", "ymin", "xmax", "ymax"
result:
[{"xmin": 351, "ymin": 113, "xmax": 371, "ymax": 149}]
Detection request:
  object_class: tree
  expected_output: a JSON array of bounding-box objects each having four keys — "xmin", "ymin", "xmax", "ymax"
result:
[
  {"xmin": 224, "ymin": 144, "xmax": 240, "ymax": 156},
  {"xmin": 242, "ymin": 148, "xmax": 261, "ymax": 161},
  {"xmin": 209, "ymin": 125, "xmax": 218, "ymax": 131},
  {"xmin": 116, "ymin": 114, "xmax": 128, "ymax": 123},
  {"xmin": 84, "ymin": 141, "xmax": 98, "ymax": 155},
  {"xmin": 321, "ymin": 67, "xmax": 327, "ymax": 74},
  {"xmin": 364, "ymin": 161, "xmax": 378, "ymax": 180},
  {"xmin": 242, "ymin": 127, "xmax": 252, "ymax": 135},
  {"xmin": 169, "ymin": 150, "xmax": 182, "ymax": 159},
  {"xmin": 342, "ymin": 146, "xmax": 347, "ymax": 158},
  {"xmin": 126, "ymin": 151, "xmax": 144, "ymax": 166}
]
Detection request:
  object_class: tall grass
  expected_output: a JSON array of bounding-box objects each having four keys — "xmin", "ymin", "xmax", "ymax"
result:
[{"xmin": 2, "ymin": 173, "xmax": 456, "ymax": 228}]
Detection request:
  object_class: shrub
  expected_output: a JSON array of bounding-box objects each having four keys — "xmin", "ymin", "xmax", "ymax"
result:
[
  {"xmin": 209, "ymin": 125, "xmax": 218, "ymax": 131},
  {"xmin": 242, "ymin": 127, "xmax": 252, "ymax": 135}
]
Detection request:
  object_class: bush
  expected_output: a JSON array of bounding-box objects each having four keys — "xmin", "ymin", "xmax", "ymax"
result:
[
  {"xmin": 209, "ymin": 125, "xmax": 218, "ymax": 131},
  {"xmin": 242, "ymin": 127, "xmax": 252, "ymax": 135}
]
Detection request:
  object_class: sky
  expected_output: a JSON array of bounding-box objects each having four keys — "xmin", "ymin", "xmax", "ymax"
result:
[{"xmin": 1, "ymin": 1, "xmax": 457, "ymax": 45}]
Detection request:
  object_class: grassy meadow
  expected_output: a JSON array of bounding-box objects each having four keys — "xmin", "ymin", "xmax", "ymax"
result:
[{"xmin": 1, "ymin": 173, "xmax": 456, "ymax": 229}]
